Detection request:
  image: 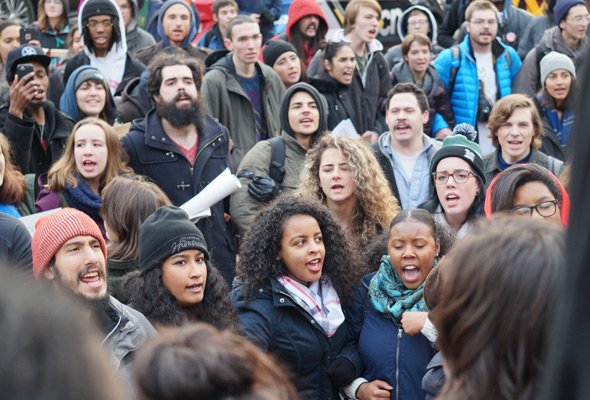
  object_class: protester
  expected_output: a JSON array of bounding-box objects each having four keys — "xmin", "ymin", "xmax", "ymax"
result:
[
  {"xmin": 59, "ymin": 65, "xmax": 117, "ymax": 124},
  {"xmin": 0, "ymin": 44, "xmax": 75, "ymax": 181},
  {"xmin": 0, "ymin": 214, "xmax": 32, "ymax": 272},
  {"xmin": 202, "ymin": 15, "xmax": 285, "ymax": 168},
  {"xmin": 517, "ymin": 0, "xmax": 557, "ymax": 58},
  {"xmin": 100, "ymin": 175, "xmax": 171, "ymax": 302},
  {"xmin": 421, "ymin": 135, "xmax": 486, "ymax": 240},
  {"xmin": 47, "ymin": 24, "xmax": 85, "ymax": 106},
  {"xmin": 0, "ymin": 19, "xmax": 21, "ymax": 87},
  {"xmin": 124, "ymin": 206, "xmax": 234, "ymax": 329},
  {"xmin": 232, "ymin": 195, "xmax": 363, "ymax": 399},
  {"xmin": 391, "ymin": 33, "xmax": 454, "ymax": 138},
  {"xmin": 133, "ymin": 323, "xmax": 299, "ymax": 400},
  {"xmin": 431, "ymin": 216, "xmax": 564, "ymax": 399},
  {"xmin": 0, "ymin": 133, "xmax": 34, "ymax": 217},
  {"xmin": 32, "ymin": 208, "xmax": 156, "ymax": 386},
  {"xmin": 273, "ymin": 0, "xmax": 328, "ymax": 68},
  {"xmin": 483, "ymin": 94, "xmax": 563, "ymax": 184},
  {"xmin": 135, "ymin": 0, "xmax": 210, "ymax": 66},
  {"xmin": 231, "ymin": 82, "xmax": 327, "ymax": 235},
  {"xmin": 385, "ymin": 5, "xmax": 443, "ymax": 68},
  {"xmin": 534, "ymin": 51, "xmax": 576, "ymax": 161},
  {"xmin": 36, "ymin": 118, "xmax": 132, "ymax": 237},
  {"xmin": 514, "ymin": 0, "xmax": 589, "ymax": 96},
  {"xmin": 298, "ymin": 135, "xmax": 400, "ymax": 249},
  {"xmin": 198, "ymin": 0, "xmax": 238, "ymax": 51},
  {"xmin": 0, "ymin": 269, "xmax": 125, "ymax": 400},
  {"xmin": 121, "ymin": 52, "xmax": 236, "ymax": 284},
  {"xmin": 484, "ymin": 163, "xmax": 570, "ymax": 226},
  {"xmin": 310, "ymin": 41, "xmax": 381, "ymax": 136},
  {"xmin": 262, "ymin": 40, "xmax": 303, "ymax": 89},
  {"xmin": 308, "ymin": 0, "xmax": 391, "ymax": 134},
  {"xmin": 433, "ymin": 0, "xmax": 522, "ymax": 155},
  {"xmin": 371, "ymin": 83, "xmax": 442, "ymax": 209},
  {"xmin": 115, "ymin": 0, "xmax": 155, "ymax": 56},
  {"xmin": 64, "ymin": 0, "xmax": 145, "ymax": 97},
  {"xmin": 35, "ymin": 0, "xmax": 72, "ymax": 51},
  {"xmin": 346, "ymin": 209, "xmax": 440, "ymax": 400}
]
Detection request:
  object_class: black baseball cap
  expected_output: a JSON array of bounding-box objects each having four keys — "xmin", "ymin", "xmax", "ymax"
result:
[{"xmin": 6, "ymin": 44, "xmax": 51, "ymax": 82}]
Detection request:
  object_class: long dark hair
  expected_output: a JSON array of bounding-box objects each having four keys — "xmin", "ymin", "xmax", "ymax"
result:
[
  {"xmin": 125, "ymin": 263, "xmax": 235, "ymax": 329},
  {"xmin": 432, "ymin": 216, "xmax": 564, "ymax": 400},
  {"xmin": 237, "ymin": 194, "xmax": 363, "ymax": 305}
]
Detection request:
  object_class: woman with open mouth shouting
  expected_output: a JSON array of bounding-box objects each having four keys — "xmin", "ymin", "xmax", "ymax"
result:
[
  {"xmin": 124, "ymin": 205, "xmax": 234, "ymax": 330},
  {"xmin": 346, "ymin": 209, "xmax": 441, "ymax": 400},
  {"xmin": 420, "ymin": 134, "xmax": 486, "ymax": 241},
  {"xmin": 232, "ymin": 195, "xmax": 364, "ymax": 399},
  {"xmin": 298, "ymin": 134, "xmax": 400, "ymax": 250},
  {"xmin": 35, "ymin": 117, "xmax": 131, "ymax": 238}
]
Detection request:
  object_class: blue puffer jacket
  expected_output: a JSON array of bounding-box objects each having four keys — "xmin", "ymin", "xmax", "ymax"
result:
[
  {"xmin": 348, "ymin": 273, "xmax": 435, "ymax": 400},
  {"xmin": 232, "ymin": 278, "xmax": 362, "ymax": 400},
  {"xmin": 433, "ymin": 36, "xmax": 521, "ymax": 127}
]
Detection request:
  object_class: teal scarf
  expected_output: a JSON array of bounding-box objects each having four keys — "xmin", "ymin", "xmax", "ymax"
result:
[{"xmin": 369, "ymin": 255, "xmax": 435, "ymax": 324}]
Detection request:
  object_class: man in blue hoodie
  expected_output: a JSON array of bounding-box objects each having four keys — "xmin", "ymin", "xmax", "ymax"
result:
[{"xmin": 136, "ymin": 0, "xmax": 210, "ymax": 66}]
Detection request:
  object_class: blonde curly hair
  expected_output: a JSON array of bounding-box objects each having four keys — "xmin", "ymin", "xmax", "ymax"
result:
[{"xmin": 297, "ymin": 135, "xmax": 400, "ymax": 247}]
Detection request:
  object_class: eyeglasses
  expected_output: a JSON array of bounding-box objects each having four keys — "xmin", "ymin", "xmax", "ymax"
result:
[
  {"xmin": 433, "ymin": 170, "xmax": 475, "ymax": 185},
  {"xmin": 511, "ymin": 199, "xmax": 559, "ymax": 217},
  {"xmin": 569, "ymin": 14, "xmax": 590, "ymax": 24},
  {"xmin": 86, "ymin": 20, "xmax": 113, "ymax": 29},
  {"xmin": 408, "ymin": 19, "xmax": 429, "ymax": 27}
]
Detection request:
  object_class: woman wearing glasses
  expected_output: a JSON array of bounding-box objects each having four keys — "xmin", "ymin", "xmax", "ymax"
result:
[
  {"xmin": 484, "ymin": 163, "xmax": 570, "ymax": 226},
  {"xmin": 420, "ymin": 135, "xmax": 486, "ymax": 239}
]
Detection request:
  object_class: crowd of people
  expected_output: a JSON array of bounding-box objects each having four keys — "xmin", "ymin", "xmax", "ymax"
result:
[{"xmin": 0, "ymin": 0, "xmax": 582, "ymax": 398}]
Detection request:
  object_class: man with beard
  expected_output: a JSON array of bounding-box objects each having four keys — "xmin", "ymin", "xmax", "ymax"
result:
[
  {"xmin": 121, "ymin": 52, "xmax": 236, "ymax": 284},
  {"xmin": 433, "ymin": 0, "xmax": 521, "ymax": 155},
  {"xmin": 0, "ymin": 45, "xmax": 74, "ymax": 183},
  {"xmin": 271, "ymin": 0, "xmax": 328, "ymax": 69},
  {"xmin": 31, "ymin": 208, "xmax": 156, "ymax": 386}
]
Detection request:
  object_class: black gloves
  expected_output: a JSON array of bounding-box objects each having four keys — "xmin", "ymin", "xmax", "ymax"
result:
[{"xmin": 327, "ymin": 357, "xmax": 357, "ymax": 387}]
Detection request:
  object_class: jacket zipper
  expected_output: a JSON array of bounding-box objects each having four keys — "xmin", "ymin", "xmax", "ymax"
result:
[
  {"xmin": 189, "ymin": 132, "xmax": 224, "ymax": 178},
  {"xmin": 395, "ymin": 328, "xmax": 402, "ymax": 400}
]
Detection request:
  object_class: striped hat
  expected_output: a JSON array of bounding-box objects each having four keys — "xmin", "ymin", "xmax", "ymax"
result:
[{"xmin": 32, "ymin": 208, "xmax": 107, "ymax": 279}]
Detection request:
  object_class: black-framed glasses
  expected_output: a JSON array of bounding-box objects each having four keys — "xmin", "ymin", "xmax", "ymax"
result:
[
  {"xmin": 433, "ymin": 170, "xmax": 474, "ymax": 185},
  {"xmin": 86, "ymin": 20, "xmax": 113, "ymax": 29},
  {"xmin": 511, "ymin": 200, "xmax": 559, "ymax": 217}
]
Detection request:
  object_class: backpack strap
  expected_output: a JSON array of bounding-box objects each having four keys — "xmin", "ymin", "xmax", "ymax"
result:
[
  {"xmin": 268, "ymin": 137, "xmax": 286, "ymax": 185},
  {"xmin": 449, "ymin": 45, "xmax": 461, "ymax": 94}
]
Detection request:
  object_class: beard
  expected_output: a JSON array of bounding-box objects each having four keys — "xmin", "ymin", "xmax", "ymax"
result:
[{"xmin": 155, "ymin": 93, "xmax": 205, "ymax": 132}]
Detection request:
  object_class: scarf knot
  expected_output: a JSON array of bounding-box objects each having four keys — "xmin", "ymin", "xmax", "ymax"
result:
[{"xmin": 64, "ymin": 177, "xmax": 102, "ymax": 221}]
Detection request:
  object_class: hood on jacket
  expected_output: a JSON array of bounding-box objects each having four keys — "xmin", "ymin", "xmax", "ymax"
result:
[
  {"xmin": 331, "ymin": 29, "xmax": 384, "ymax": 54},
  {"xmin": 286, "ymin": 0, "xmax": 328, "ymax": 41},
  {"xmin": 126, "ymin": 0, "xmax": 140, "ymax": 32},
  {"xmin": 397, "ymin": 5, "xmax": 439, "ymax": 44},
  {"xmin": 157, "ymin": 0, "xmax": 200, "ymax": 48},
  {"xmin": 79, "ymin": 0, "xmax": 128, "ymax": 56},
  {"xmin": 204, "ymin": 49, "xmax": 231, "ymax": 70},
  {"xmin": 59, "ymin": 65, "xmax": 117, "ymax": 123},
  {"xmin": 279, "ymin": 82, "xmax": 328, "ymax": 143}
]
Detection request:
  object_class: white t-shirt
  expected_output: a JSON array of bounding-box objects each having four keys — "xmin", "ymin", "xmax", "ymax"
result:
[
  {"xmin": 474, "ymin": 51, "xmax": 497, "ymax": 154},
  {"xmin": 397, "ymin": 152, "xmax": 419, "ymax": 181}
]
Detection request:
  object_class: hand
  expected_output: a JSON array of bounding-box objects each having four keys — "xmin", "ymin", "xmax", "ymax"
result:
[
  {"xmin": 250, "ymin": 13, "xmax": 261, "ymax": 23},
  {"xmin": 28, "ymin": 39, "xmax": 42, "ymax": 48},
  {"xmin": 434, "ymin": 128, "xmax": 452, "ymax": 139},
  {"xmin": 361, "ymin": 131, "xmax": 379, "ymax": 144},
  {"xmin": 326, "ymin": 357, "xmax": 356, "ymax": 387},
  {"xmin": 357, "ymin": 380, "xmax": 392, "ymax": 400},
  {"xmin": 8, "ymin": 73, "xmax": 39, "ymax": 119},
  {"xmin": 401, "ymin": 311, "xmax": 428, "ymax": 336}
]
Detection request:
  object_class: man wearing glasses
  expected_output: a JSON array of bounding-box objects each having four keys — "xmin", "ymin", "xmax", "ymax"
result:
[
  {"xmin": 483, "ymin": 93, "xmax": 563, "ymax": 185},
  {"xmin": 514, "ymin": 0, "xmax": 589, "ymax": 96},
  {"xmin": 63, "ymin": 0, "xmax": 145, "ymax": 96},
  {"xmin": 372, "ymin": 82, "xmax": 441, "ymax": 209},
  {"xmin": 433, "ymin": 0, "xmax": 521, "ymax": 156}
]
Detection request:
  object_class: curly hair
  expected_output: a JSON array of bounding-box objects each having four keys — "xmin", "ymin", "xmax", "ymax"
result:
[
  {"xmin": 237, "ymin": 194, "xmax": 364, "ymax": 305},
  {"xmin": 124, "ymin": 262, "xmax": 235, "ymax": 330},
  {"xmin": 0, "ymin": 133, "xmax": 26, "ymax": 205},
  {"xmin": 297, "ymin": 135, "xmax": 400, "ymax": 248},
  {"xmin": 46, "ymin": 117, "xmax": 131, "ymax": 192}
]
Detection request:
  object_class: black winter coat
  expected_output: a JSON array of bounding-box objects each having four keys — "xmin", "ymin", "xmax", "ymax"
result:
[
  {"xmin": 0, "ymin": 213, "xmax": 32, "ymax": 273},
  {"xmin": 121, "ymin": 110, "xmax": 236, "ymax": 283},
  {"xmin": 232, "ymin": 279, "xmax": 362, "ymax": 400}
]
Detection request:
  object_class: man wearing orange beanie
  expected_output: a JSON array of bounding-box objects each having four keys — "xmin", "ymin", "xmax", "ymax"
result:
[{"xmin": 31, "ymin": 208, "xmax": 156, "ymax": 386}]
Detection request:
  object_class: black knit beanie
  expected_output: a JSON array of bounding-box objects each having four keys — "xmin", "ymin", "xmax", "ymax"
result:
[
  {"xmin": 139, "ymin": 206, "xmax": 210, "ymax": 272},
  {"xmin": 81, "ymin": 0, "xmax": 119, "ymax": 22},
  {"xmin": 263, "ymin": 40, "xmax": 297, "ymax": 67}
]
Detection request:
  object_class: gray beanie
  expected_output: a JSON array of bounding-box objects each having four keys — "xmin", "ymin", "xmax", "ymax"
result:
[{"xmin": 540, "ymin": 51, "xmax": 576, "ymax": 88}]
